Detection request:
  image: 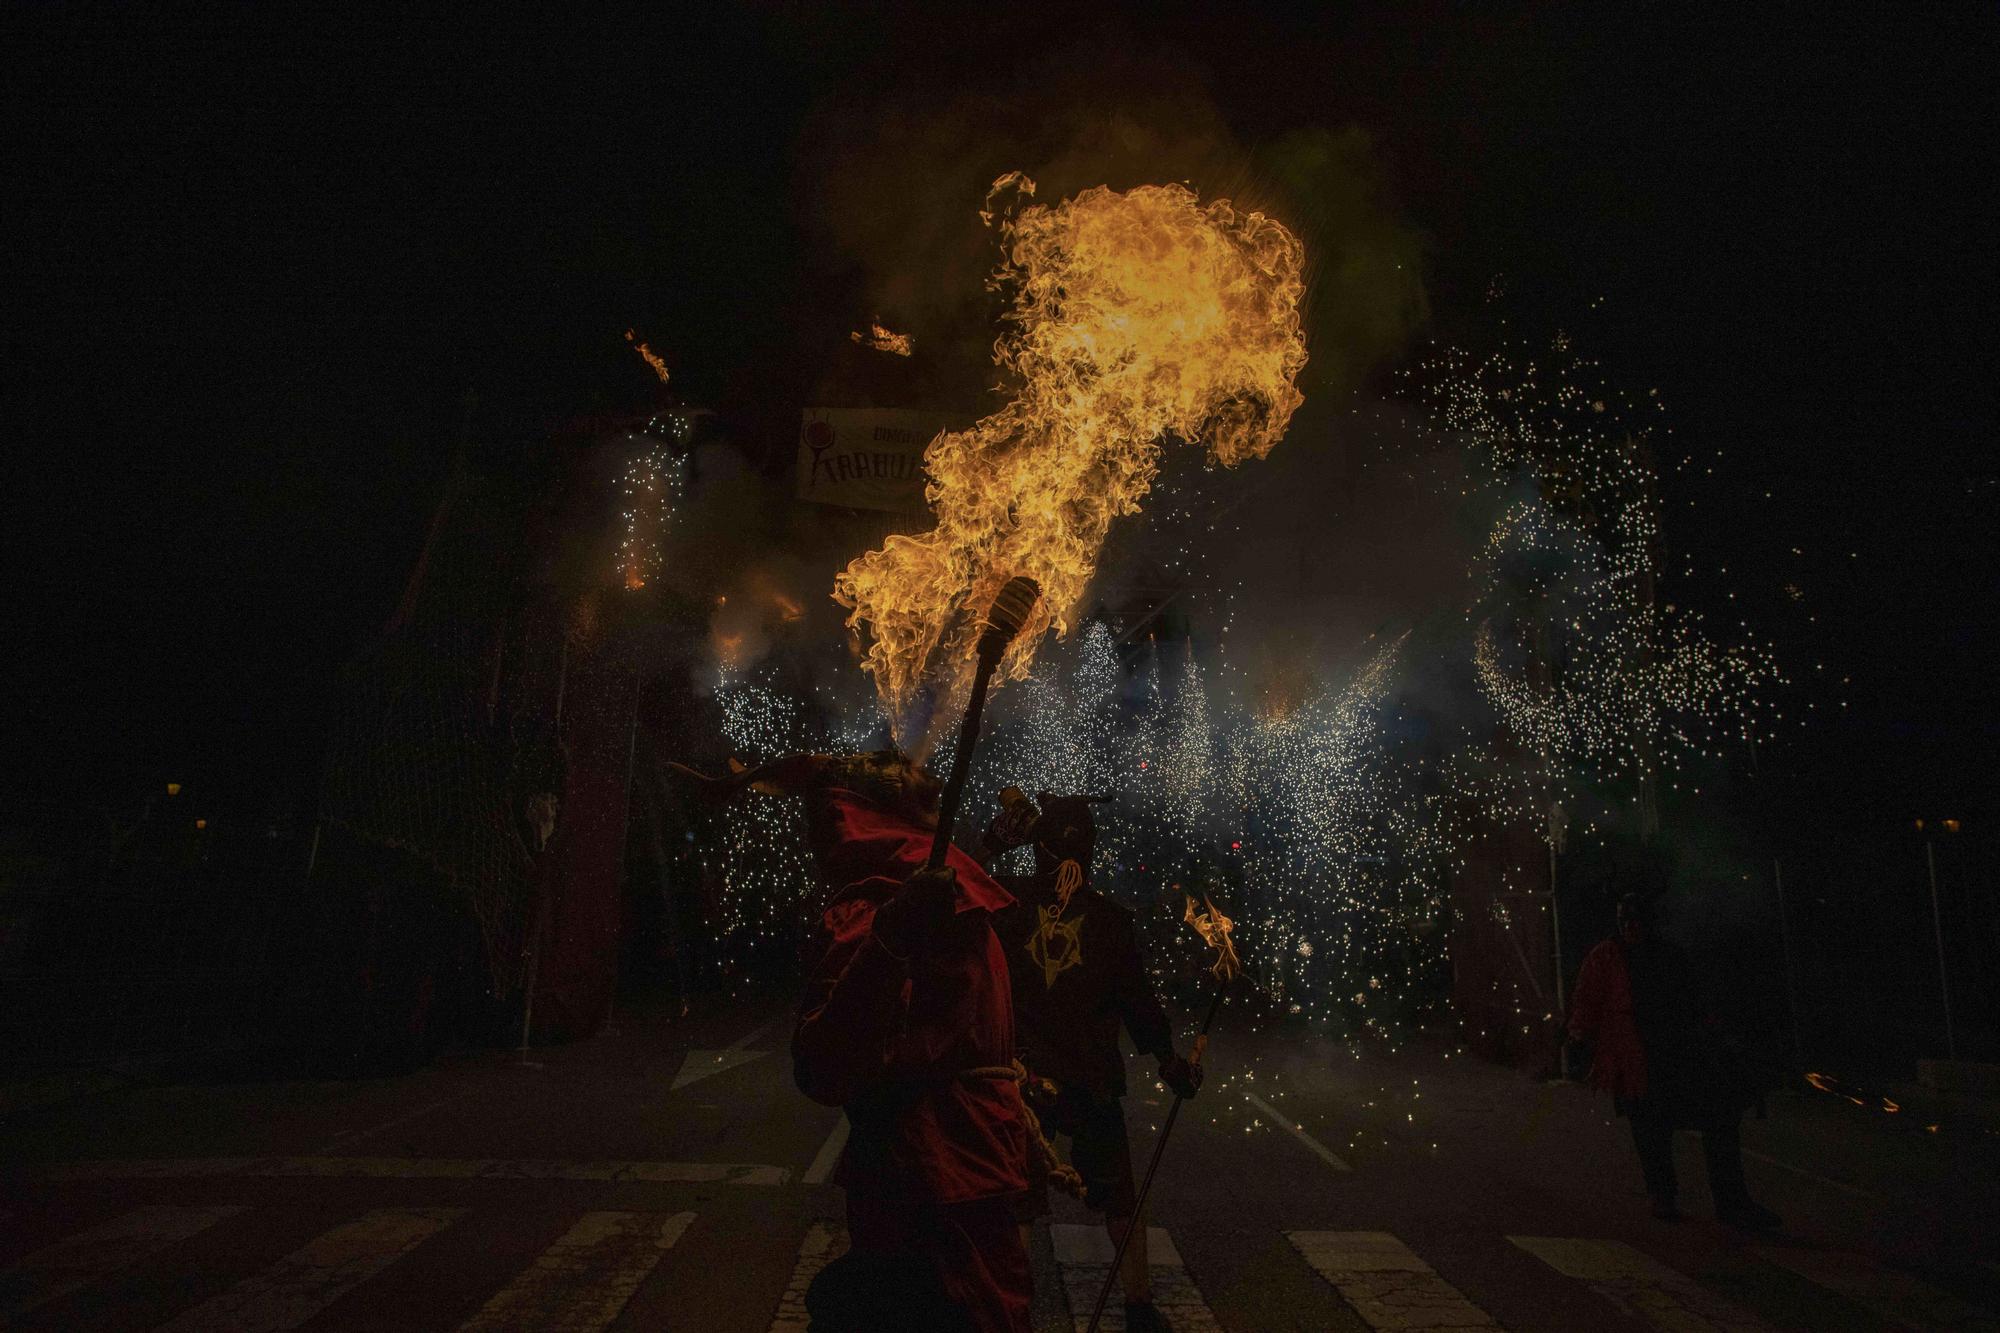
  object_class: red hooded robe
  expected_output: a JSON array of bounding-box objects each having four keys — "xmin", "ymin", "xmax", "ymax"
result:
[{"xmin": 792, "ymin": 786, "xmax": 1030, "ymax": 1332}]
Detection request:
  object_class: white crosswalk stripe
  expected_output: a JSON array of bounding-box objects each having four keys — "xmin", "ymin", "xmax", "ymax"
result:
[
  {"xmin": 767, "ymin": 1221, "xmax": 850, "ymax": 1332},
  {"xmin": 13, "ymin": 1198, "xmax": 2000, "ymax": 1331},
  {"xmin": 0, "ymin": 1204, "xmax": 246, "ymax": 1319},
  {"xmin": 1758, "ymin": 1245, "xmax": 1999, "ymax": 1332},
  {"xmin": 456, "ymin": 1209, "xmax": 695, "ymax": 1332},
  {"xmin": 37, "ymin": 1156, "xmax": 789, "ymax": 1184},
  {"xmin": 1049, "ymin": 1223, "xmax": 1220, "ymax": 1332},
  {"xmin": 1510, "ymin": 1235, "xmax": 1772, "ymax": 1332},
  {"xmin": 1288, "ymin": 1230, "xmax": 1497, "ymax": 1330},
  {"xmin": 157, "ymin": 1207, "xmax": 463, "ymax": 1332}
]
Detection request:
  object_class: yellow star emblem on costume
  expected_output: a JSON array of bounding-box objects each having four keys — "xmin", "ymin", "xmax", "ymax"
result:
[{"xmin": 1026, "ymin": 905, "xmax": 1084, "ymax": 988}]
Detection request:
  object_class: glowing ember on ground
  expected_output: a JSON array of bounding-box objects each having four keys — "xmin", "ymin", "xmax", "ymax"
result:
[
  {"xmin": 850, "ymin": 322, "xmax": 913, "ymax": 356},
  {"xmin": 834, "ymin": 174, "xmax": 1308, "ymax": 738},
  {"xmin": 624, "ymin": 327, "xmax": 671, "ymax": 384},
  {"xmin": 1805, "ymin": 1070, "xmax": 1902, "ymax": 1114}
]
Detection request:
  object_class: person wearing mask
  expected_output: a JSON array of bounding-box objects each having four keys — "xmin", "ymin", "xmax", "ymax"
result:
[{"xmin": 985, "ymin": 790, "xmax": 1202, "ymax": 1332}]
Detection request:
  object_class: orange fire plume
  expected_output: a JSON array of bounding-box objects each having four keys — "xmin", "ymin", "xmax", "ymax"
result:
[
  {"xmin": 624, "ymin": 328, "xmax": 671, "ymax": 385},
  {"xmin": 833, "ymin": 175, "xmax": 1307, "ymax": 736},
  {"xmin": 1184, "ymin": 895, "xmax": 1242, "ymax": 982},
  {"xmin": 850, "ymin": 322, "xmax": 914, "ymax": 356}
]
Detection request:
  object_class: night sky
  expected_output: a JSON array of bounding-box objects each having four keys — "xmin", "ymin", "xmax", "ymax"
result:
[{"xmin": 5, "ymin": 6, "xmax": 1994, "ymax": 838}]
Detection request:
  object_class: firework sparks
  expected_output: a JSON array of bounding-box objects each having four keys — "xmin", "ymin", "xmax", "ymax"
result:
[
  {"xmin": 618, "ymin": 447, "xmax": 685, "ymax": 590},
  {"xmin": 1413, "ymin": 334, "xmax": 1785, "ymax": 838},
  {"xmin": 834, "ymin": 175, "xmax": 1308, "ymax": 738}
]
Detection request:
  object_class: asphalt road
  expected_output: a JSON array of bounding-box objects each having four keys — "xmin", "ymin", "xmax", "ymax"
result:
[{"xmin": 4, "ymin": 992, "xmax": 1996, "ymax": 1331}]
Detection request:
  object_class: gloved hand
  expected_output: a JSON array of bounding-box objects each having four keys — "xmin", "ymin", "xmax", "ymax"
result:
[
  {"xmin": 874, "ymin": 865, "xmax": 957, "ymax": 956},
  {"xmin": 981, "ymin": 790, "xmax": 1040, "ymax": 857},
  {"xmin": 1158, "ymin": 1052, "xmax": 1202, "ymax": 1100}
]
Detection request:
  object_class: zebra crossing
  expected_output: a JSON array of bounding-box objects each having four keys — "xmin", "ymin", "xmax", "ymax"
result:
[{"xmin": 5, "ymin": 1197, "xmax": 1995, "ymax": 1332}]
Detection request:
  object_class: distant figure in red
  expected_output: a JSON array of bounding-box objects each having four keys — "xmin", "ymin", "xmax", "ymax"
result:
[
  {"xmin": 1568, "ymin": 893, "xmax": 1779, "ymax": 1230},
  {"xmin": 672, "ymin": 749, "xmax": 1030, "ymax": 1332}
]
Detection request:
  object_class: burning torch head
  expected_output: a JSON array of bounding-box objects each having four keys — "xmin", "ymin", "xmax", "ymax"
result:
[
  {"xmin": 976, "ymin": 576, "xmax": 1043, "ymax": 664},
  {"xmin": 1184, "ymin": 894, "xmax": 1242, "ymax": 982}
]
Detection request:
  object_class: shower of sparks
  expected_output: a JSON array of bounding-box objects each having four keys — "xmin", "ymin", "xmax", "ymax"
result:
[
  {"xmin": 850, "ymin": 322, "xmax": 914, "ymax": 356},
  {"xmin": 1410, "ymin": 335, "xmax": 1786, "ymax": 840},
  {"xmin": 618, "ymin": 446, "xmax": 686, "ymax": 590},
  {"xmin": 705, "ymin": 672, "xmax": 819, "ymax": 954},
  {"xmin": 664, "ymin": 320, "xmax": 1784, "ymax": 1042}
]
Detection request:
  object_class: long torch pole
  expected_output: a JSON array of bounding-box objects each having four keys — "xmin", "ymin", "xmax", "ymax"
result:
[
  {"xmin": 927, "ymin": 654, "xmax": 1003, "ymax": 871},
  {"xmin": 1085, "ymin": 979, "xmax": 1228, "ymax": 1333},
  {"xmin": 1925, "ymin": 840, "xmax": 1956, "ymax": 1062},
  {"xmin": 926, "ymin": 577, "xmax": 1041, "ymax": 871}
]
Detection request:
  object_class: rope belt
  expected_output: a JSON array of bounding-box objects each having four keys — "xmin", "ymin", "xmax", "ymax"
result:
[{"xmin": 960, "ymin": 1060, "xmax": 1084, "ymax": 1199}]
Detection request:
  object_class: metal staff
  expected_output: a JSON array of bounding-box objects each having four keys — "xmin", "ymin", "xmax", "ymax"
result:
[
  {"xmin": 1086, "ymin": 896, "xmax": 1240, "ymax": 1333},
  {"xmin": 926, "ymin": 576, "xmax": 1042, "ymax": 870}
]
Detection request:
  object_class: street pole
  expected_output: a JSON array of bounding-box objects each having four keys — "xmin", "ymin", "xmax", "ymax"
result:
[
  {"xmin": 1549, "ymin": 839, "xmax": 1570, "ymax": 1078},
  {"xmin": 1772, "ymin": 857, "xmax": 1806, "ymax": 1068},
  {"xmin": 1924, "ymin": 841, "xmax": 1956, "ymax": 1062}
]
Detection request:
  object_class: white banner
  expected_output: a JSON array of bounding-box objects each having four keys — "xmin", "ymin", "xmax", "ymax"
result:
[{"xmin": 794, "ymin": 408, "xmax": 955, "ymax": 512}]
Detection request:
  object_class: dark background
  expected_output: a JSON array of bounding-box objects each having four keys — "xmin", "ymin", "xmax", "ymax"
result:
[{"xmin": 4, "ymin": 7, "xmax": 1993, "ymax": 926}]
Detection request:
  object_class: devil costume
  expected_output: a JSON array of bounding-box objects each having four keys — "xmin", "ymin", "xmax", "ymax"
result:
[
  {"xmin": 987, "ymin": 794, "xmax": 1191, "ymax": 1221},
  {"xmin": 709, "ymin": 753, "xmax": 1031, "ymax": 1332}
]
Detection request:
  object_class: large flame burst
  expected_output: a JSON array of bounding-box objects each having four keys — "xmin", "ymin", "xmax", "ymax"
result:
[{"xmin": 834, "ymin": 176, "xmax": 1308, "ymax": 735}]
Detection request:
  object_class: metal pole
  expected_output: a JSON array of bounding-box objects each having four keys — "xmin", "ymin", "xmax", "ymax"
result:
[
  {"xmin": 1772, "ymin": 857, "xmax": 1805, "ymax": 1067},
  {"xmin": 1549, "ymin": 840, "xmax": 1569, "ymax": 1079},
  {"xmin": 518, "ymin": 901, "xmax": 545, "ymax": 1062},
  {"xmin": 554, "ymin": 635, "xmax": 569, "ymax": 729},
  {"xmin": 1086, "ymin": 981, "xmax": 1227, "ymax": 1333},
  {"xmin": 1925, "ymin": 841, "xmax": 1956, "ymax": 1062}
]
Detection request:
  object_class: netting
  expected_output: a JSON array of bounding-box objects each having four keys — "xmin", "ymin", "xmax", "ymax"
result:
[{"xmin": 316, "ymin": 462, "xmax": 550, "ymax": 999}]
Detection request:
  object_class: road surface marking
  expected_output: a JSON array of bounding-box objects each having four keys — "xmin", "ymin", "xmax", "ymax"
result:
[
  {"xmin": 1287, "ymin": 1230, "xmax": 1496, "ymax": 1329},
  {"xmin": 670, "ymin": 1014, "xmax": 784, "ymax": 1090},
  {"xmin": 457, "ymin": 1210, "xmax": 694, "ymax": 1331},
  {"xmin": 316, "ymin": 1096, "xmax": 463, "ymax": 1154},
  {"xmin": 729, "ymin": 1017, "xmax": 781, "ymax": 1051},
  {"xmin": 1049, "ymin": 1223, "xmax": 1220, "ymax": 1332},
  {"xmin": 803, "ymin": 1114, "xmax": 850, "ymax": 1185},
  {"xmin": 1738, "ymin": 1146, "xmax": 1880, "ymax": 1200},
  {"xmin": 1244, "ymin": 1090, "xmax": 1352, "ymax": 1172},
  {"xmin": 1510, "ymin": 1236, "xmax": 1771, "ymax": 1331},
  {"xmin": 157, "ymin": 1207, "xmax": 463, "ymax": 1332},
  {"xmin": 767, "ymin": 1221, "xmax": 849, "ymax": 1331},
  {"xmin": 37, "ymin": 1157, "xmax": 789, "ymax": 1185},
  {"xmin": 670, "ymin": 1048, "xmax": 769, "ymax": 1089},
  {"xmin": 1758, "ymin": 1245, "xmax": 1997, "ymax": 1330},
  {"xmin": 0, "ymin": 1205, "xmax": 246, "ymax": 1318}
]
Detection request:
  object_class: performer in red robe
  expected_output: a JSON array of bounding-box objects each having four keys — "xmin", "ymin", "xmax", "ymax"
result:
[{"xmin": 673, "ymin": 749, "xmax": 1031, "ymax": 1332}]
